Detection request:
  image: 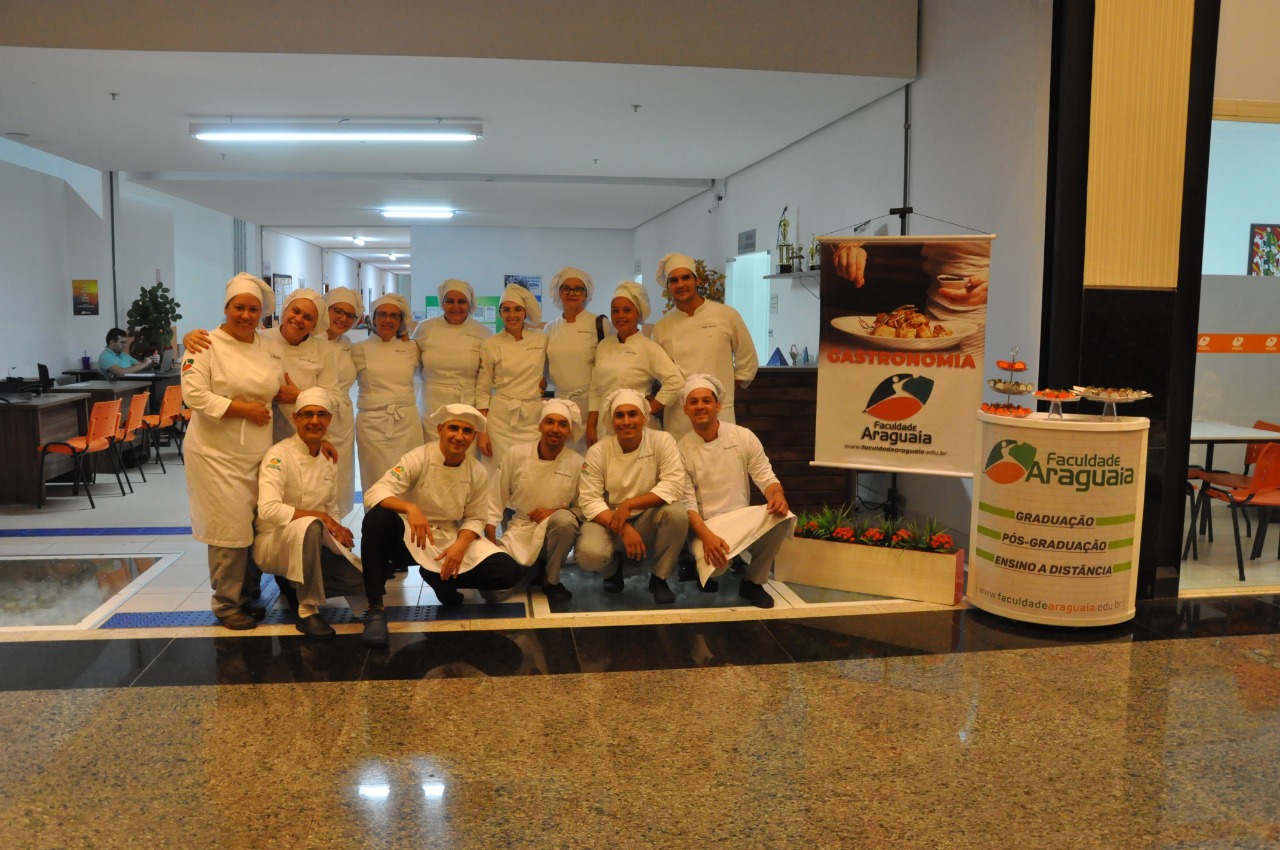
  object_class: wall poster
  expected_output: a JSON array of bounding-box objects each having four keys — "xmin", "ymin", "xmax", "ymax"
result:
[
  {"xmin": 815, "ymin": 235, "xmax": 994, "ymax": 476},
  {"xmin": 72, "ymin": 279, "xmax": 99, "ymax": 316}
]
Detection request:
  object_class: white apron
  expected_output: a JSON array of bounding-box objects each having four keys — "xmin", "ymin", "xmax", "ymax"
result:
[
  {"xmin": 477, "ymin": 328, "xmax": 547, "ymax": 471},
  {"xmin": 256, "ymin": 518, "xmax": 362, "ymax": 584},
  {"xmin": 690, "ymin": 505, "xmax": 796, "ymax": 586},
  {"xmin": 496, "ymin": 518, "xmax": 551, "ymax": 567},
  {"xmin": 264, "ymin": 328, "xmax": 339, "ymax": 442},
  {"xmin": 181, "ymin": 329, "xmax": 284, "ymax": 548},
  {"xmin": 415, "ymin": 316, "xmax": 491, "ymax": 429},
  {"xmin": 353, "ymin": 335, "xmax": 423, "ymax": 492},
  {"xmin": 327, "ymin": 334, "xmax": 358, "ymax": 517},
  {"xmin": 402, "ymin": 520, "xmax": 506, "ymax": 575}
]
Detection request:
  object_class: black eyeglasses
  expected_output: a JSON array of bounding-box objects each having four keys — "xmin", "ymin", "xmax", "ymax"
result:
[
  {"xmin": 295, "ymin": 410, "xmax": 333, "ymax": 420},
  {"xmin": 330, "ymin": 307, "xmax": 358, "ymax": 321},
  {"xmin": 559, "ymin": 286, "xmax": 587, "ymax": 296},
  {"xmin": 373, "ymin": 311, "xmax": 400, "ymax": 321}
]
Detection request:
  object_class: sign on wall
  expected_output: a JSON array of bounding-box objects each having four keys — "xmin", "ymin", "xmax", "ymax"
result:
[
  {"xmin": 72, "ymin": 279, "xmax": 99, "ymax": 316},
  {"xmin": 814, "ymin": 235, "xmax": 994, "ymax": 476}
]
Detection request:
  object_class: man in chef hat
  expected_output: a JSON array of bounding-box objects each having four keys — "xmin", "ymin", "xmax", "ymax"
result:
[
  {"xmin": 484, "ymin": 398, "xmax": 585, "ymax": 605},
  {"xmin": 677, "ymin": 374, "xmax": 795, "ymax": 608},
  {"xmin": 252, "ymin": 387, "xmax": 364, "ymax": 638}
]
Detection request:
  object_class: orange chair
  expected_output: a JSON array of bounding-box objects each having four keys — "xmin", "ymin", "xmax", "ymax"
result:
[
  {"xmin": 1193, "ymin": 443, "xmax": 1280, "ymax": 581},
  {"xmin": 1186, "ymin": 420, "xmax": 1280, "ymax": 550},
  {"xmin": 140, "ymin": 384, "xmax": 183, "ymax": 472},
  {"xmin": 36, "ymin": 398, "xmax": 127, "ymax": 509},
  {"xmin": 112, "ymin": 391, "xmax": 150, "ymax": 490}
]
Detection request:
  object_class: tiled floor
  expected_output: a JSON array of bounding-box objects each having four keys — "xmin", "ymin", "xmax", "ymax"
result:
[{"xmin": 3, "ymin": 457, "xmax": 1280, "ymax": 847}]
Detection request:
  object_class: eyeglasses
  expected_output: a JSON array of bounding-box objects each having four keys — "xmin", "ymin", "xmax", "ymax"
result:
[
  {"xmin": 559, "ymin": 286, "xmax": 587, "ymax": 296},
  {"xmin": 330, "ymin": 307, "xmax": 358, "ymax": 321},
  {"xmin": 373, "ymin": 311, "xmax": 400, "ymax": 321},
  {"xmin": 295, "ymin": 410, "xmax": 333, "ymax": 420}
]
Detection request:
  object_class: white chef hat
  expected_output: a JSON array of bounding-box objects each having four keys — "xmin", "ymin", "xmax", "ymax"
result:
[
  {"xmin": 500, "ymin": 283, "xmax": 542, "ymax": 324},
  {"xmin": 324, "ymin": 286, "xmax": 364, "ymax": 318},
  {"xmin": 611, "ymin": 281, "xmax": 651, "ymax": 323},
  {"xmin": 599, "ymin": 388, "xmax": 649, "ymax": 435},
  {"xmin": 438, "ymin": 279, "xmax": 477, "ymax": 314},
  {"xmin": 293, "ymin": 386, "xmax": 333, "ymax": 414},
  {"xmin": 539, "ymin": 398, "xmax": 583, "ymax": 440},
  {"xmin": 655, "ymin": 253, "xmax": 697, "ymax": 287},
  {"xmin": 548, "ymin": 267, "xmax": 595, "ymax": 309},
  {"xmin": 428, "ymin": 403, "xmax": 487, "ymax": 433},
  {"xmin": 225, "ymin": 273, "xmax": 275, "ymax": 317},
  {"xmin": 371, "ymin": 293, "xmax": 412, "ymax": 336},
  {"xmin": 680, "ymin": 373, "xmax": 725, "ymax": 405},
  {"xmin": 282, "ymin": 288, "xmax": 329, "ymax": 335}
]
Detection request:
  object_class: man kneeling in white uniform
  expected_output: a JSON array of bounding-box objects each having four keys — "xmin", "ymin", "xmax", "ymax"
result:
[
  {"xmin": 485, "ymin": 399, "xmax": 584, "ymax": 605},
  {"xmin": 678, "ymin": 374, "xmax": 795, "ymax": 609},
  {"xmin": 253, "ymin": 387, "xmax": 364, "ymax": 638},
  {"xmin": 359, "ymin": 404, "xmax": 523, "ymax": 647}
]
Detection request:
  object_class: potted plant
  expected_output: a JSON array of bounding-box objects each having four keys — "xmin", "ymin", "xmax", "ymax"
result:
[
  {"xmin": 125, "ymin": 282, "xmax": 183, "ymax": 360},
  {"xmin": 775, "ymin": 503, "xmax": 965, "ymax": 606}
]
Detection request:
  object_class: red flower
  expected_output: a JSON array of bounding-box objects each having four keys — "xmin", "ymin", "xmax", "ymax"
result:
[
  {"xmin": 929, "ymin": 533, "xmax": 954, "ymax": 551},
  {"xmin": 860, "ymin": 528, "xmax": 885, "ymax": 543},
  {"xmin": 832, "ymin": 526, "xmax": 855, "ymax": 542}
]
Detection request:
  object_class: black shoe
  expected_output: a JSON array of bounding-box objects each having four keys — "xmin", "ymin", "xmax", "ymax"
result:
[
  {"xmin": 603, "ymin": 558, "xmax": 625, "ymax": 593},
  {"xmin": 429, "ymin": 581, "xmax": 465, "ymax": 607},
  {"xmin": 361, "ymin": 608, "xmax": 389, "ymax": 647},
  {"xmin": 218, "ymin": 611, "xmax": 258, "ymax": 631},
  {"xmin": 738, "ymin": 580, "xmax": 774, "ymax": 609},
  {"xmin": 543, "ymin": 582, "xmax": 573, "ymax": 604},
  {"xmin": 677, "ymin": 556, "xmax": 698, "ymax": 582},
  {"xmin": 699, "ymin": 578, "xmax": 719, "ymax": 593},
  {"xmin": 296, "ymin": 614, "xmax": 336, "ymax": 639},
  {"xmin": 241, "ymin": 603, "xmax": 267, "ymax": 621},
  {"xmin": 729, "ymin": 556, "xmax": 747, "ymax": 574},
  {"xmin": 649, "ymin": 574, "xmax": 675, "ymax": 604}
]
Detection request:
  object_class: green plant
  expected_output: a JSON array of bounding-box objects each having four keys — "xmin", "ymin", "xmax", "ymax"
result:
[
  {"xmin": 793, "ymin": 506, "xmax": 957, "ymax": 553},
  {"xmin": 661, "ymin": 258, "xmax": 726, "ymax": 313},
  {"xmin": 126, "ymin": 282, "xmax": 183, "ymax": 358}
]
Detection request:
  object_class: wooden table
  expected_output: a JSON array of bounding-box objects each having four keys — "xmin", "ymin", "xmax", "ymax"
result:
[
  {"xmin": 0, "ymin": 392, "xmax": 90, "ymax": 505},
  {"xmin": 62, "ymin": 367, "xmax": 103, "ymax": 382}
]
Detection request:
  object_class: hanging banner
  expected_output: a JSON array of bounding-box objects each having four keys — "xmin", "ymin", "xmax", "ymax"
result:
[{"xmin": 815, "ymin": 235, "xmax": 994, "ymax": 476}]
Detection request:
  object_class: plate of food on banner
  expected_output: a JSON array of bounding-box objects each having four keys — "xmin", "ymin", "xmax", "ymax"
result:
[{"xmin": 831, "ymin": 304, "xmax": 978, "ymax": 351}]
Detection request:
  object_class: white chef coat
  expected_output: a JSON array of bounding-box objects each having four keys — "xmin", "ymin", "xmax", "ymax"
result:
[
  {"xmin": 652, "ymin": 300, "xmax": 758, "ymax": 439},
  {"xmin": 487, "ymin": 440, "xmax": 583, "ymax": 565},
  {"xmin": 679, "ymin": 421, "xmax": 794, "ymax": 585},
  {"xmin": 352, "ymin": 334, "xmax": 424, "ymax": 492},
  {"xmin": 413, "ymin": 316, "xmax": 492, "ymax": 425},
  {"xmin": 364, "ymin": 442, "xmax": 503, "ymax": 574},
  {"xmin": 262, "ymin": 327, "xmax": 340, "ymax": 442},
  {"xmin": 326, "ymin": 333, "xmax": 358, "ymax": 517},
  {"xmin": 252, "ymin": 435, "xmax": 361, "ymax": 583},
  {"xmin": 588, "ymin": 332, "xmax": 685, "ymax": 416},
  {"xmin": 181, "ymin": 328, "xmax": 285, "ymax": 548},
  {"xmin": 579, "ymin": 429, "xmax": 686, "ymax": 521},
  {"xmin": 476, "ymin": 328, "xmax": 548, "ymax": 470}
]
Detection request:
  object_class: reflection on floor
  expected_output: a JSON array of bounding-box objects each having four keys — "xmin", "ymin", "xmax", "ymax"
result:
[{"xmin": 0, "ymin": 555, "xmax": 160, "ymax": 627}]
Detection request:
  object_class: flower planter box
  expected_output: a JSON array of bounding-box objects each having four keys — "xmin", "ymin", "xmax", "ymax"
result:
[{"xmin": 774, "ymin": 536, "xmax": 964, "ymax": 606}]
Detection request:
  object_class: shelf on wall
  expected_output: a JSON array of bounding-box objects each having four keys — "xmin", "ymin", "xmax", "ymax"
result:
[{"xmin": 763, "ymin": 270, "xmax": 820, "ymax": 280}]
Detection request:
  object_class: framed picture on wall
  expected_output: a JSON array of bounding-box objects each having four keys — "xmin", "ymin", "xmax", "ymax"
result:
[{"xmin": 1247, "ymin": 224, "xmax": 1280, "ymax": 275}]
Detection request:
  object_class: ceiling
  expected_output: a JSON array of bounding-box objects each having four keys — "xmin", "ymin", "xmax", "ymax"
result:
[{"xmin": 1, "ymin": 46, "xmax": 913, "ymax": 270}]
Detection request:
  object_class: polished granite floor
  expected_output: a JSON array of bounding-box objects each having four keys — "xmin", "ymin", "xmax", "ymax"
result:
[{"xmin": 2, "ymin": 596, "xmax": 1279, "ymax": 848}]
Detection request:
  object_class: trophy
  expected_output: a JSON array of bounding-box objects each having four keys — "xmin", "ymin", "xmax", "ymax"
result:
[
  {"xmin": 809, "ymin": 236, "xmax": 820, "ymax": 270},
  {"xmin": 776, "ymin": 209, "xmax": 793, "ymax": 274}
]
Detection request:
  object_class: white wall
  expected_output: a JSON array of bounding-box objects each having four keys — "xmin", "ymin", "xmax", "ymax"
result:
[
  {"xmin": 324, "ymin": 251, "xmax": 361, "ymax": 292},
  {"xmin": 409, "ymin": 225, "xmax": 633, "ymax": 318},
  {"xmin": 0, "ymin": 155, "xmax": 114, "ymax": 375},
  {"xmin": 1202, "ymin": 121, "xmax": 1280, "ymax": 275},
  {"xmin": 115, "ymin": 188, "xmax": 175, "ymax": 328},
  {"xmin": 262, "ymin": 230, "xmax": 323, "ymax": 296}
]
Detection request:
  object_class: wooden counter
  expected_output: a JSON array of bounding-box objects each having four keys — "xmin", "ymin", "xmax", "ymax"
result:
[{"xmin": 0, "ymin": 393, "xmax": 90, "ymax": 505}]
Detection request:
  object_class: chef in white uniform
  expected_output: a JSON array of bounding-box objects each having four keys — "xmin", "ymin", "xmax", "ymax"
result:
[
  {"xmin": 543, "ymin": 266, "xmax": 604, "ymax": 454},
  {"xmin": 485, "ymin": 398, "xmax": 584, "ymax": 604},
  {"xmin": 359, "ymin": 404, "xmax": 522, "ymax": 647},
  {"xmin": 576, "ymin": 388, "xmax": 689, "ymax": 604},
  {"xmin": 260, "ymin": 288, "xmax": 339, "ymax": 441},
  {"xmin": 652, "ymin": 253, "xmax": 758, "ymax": 441},
  {"xmin": 352, "ymin": 293, "xmax": 423, "ymax": 493},
  {"xmin": 181, "ymin": 273, "xmax": 285, "ymax": 630},
  {"xmin": 412, "ymin": 278, "xmax": 492, "ymax": 433},
  {"xmin": 586, "ymin": 282, "xmax": 684, "ymax": 447},
  {"xmin": 476, "ymin": 284, "xmax": 547, "ymax": 473},
  {"xmin": 677, "ymin": 374, "xmax": 795, "ymax": 609},
  {"xmin": 252, "ymin": 387, "xmax": 364, "ymax": 638},
  {"xmin": 323, "ymin": 287, "xmax": 362, "ymax": 517}
]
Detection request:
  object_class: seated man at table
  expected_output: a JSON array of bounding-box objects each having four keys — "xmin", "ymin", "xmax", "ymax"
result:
[
  {"xmin": 359, "ymin": 403, "xmax": 523, "ymax": 647},
  {"xmin": 252, "ymin": 387, "xmax": 364, "ymax": 639},
  {"xmin": 677, "ymin": 374, "xmax": 795, "ymax": 609},
  {"xmin": 97, "ymin": 328, "xmax": 157, "ymax": 378}
]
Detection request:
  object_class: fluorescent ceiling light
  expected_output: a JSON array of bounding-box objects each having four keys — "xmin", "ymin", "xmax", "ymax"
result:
[
  {"xmin": 381, "ymin": 207, "xmax": 455, "ymax": 220},
  {"xmin": 353, "ymin": 237, "xmax": 366, "ymax": 247},
  {"xmin": 190, "ymin": 122, "xmax": 481, "ymax": 142}
]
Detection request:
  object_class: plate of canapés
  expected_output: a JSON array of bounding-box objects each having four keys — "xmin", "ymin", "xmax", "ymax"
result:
[
  {"xmin": 980, "ymin": 402, "xmax": 1032, "ymax": 418},
  {"xmin": 1072, "ymin": 386, "xmax": 1152, "ymax": 403},
  {"xmin": 988, "ymin": 379, "xmax": 1034, "ymax": 395},
  {"xmin": 831, "ymin": 304, "xmax": 978, "ymax": 351},
  {"xmin": 1035, "ymin": 388, "xmax": 1080, "ymax": 401}
]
